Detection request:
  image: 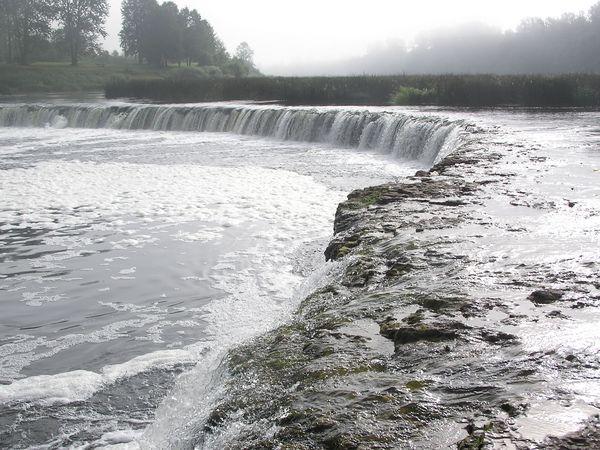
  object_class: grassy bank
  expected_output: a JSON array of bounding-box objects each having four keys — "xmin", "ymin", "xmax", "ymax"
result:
[
  {"xmin": 0, "ymin": 62, "xmax": 203, "ymax": 94},
  {"xmin": 105, "ymin": 74, "xmax": 600, "ymax": 107}
]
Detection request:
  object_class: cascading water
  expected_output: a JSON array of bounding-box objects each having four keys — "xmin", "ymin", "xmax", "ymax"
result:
[{"xmin": 0, "ymin": 103, "xmax": 464, "ymax": 164}]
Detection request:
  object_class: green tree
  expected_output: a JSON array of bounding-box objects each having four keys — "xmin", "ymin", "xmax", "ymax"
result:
[
  {"xmin": 213, "ymin": 38, "xmax": 230, "ymax": 65},
  {"xmin": 179, "ymin": 8, "xmax": 217, "ymax": 66},
  {"xmin": 0, "ymin": 0, "xmax": 54, "ymax": 64},
  {"xmin": 54, "ymin": 0, "xmax": 108, "ymax": 65},
  {"xmin": 141, "ymin": 1, "xmax": 180, "ymax": 67},
  {"xmin": 120, "ymin": 0, "xmax": 157, "ymax": 64}
]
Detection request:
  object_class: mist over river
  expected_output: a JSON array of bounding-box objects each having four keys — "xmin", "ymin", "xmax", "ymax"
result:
[{"xmin": 0, "ymin": 99, "xmax": 599, "ymax": 448}]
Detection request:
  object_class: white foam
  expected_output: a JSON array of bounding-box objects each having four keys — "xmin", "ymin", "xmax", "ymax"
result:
[
  {"xmin": 0, "ymin": 349, "xmax": 199, "ymax": 406},
  {"xmin": 0, "ymin": 161, "xmax": 336, "ymax": 232}
]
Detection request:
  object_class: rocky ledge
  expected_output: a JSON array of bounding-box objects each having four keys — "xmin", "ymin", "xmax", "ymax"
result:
[{"xmin": 200, "ymin": 129, "xmax": 599, "ymax": 448}]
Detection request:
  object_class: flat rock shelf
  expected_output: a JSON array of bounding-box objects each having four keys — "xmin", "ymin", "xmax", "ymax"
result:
[{"xmin": 200, "ymin": 117, "xmax": 600, "ymax": 449}]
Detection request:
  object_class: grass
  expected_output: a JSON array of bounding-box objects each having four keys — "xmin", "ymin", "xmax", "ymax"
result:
[
  {"xmin": 5, "ymin": 64, "xmax": 600, "ymax": 107},
  {"xmin": 105, "ymin": 74, "xmax": 600, "ymax": 107},
  {"xmin": 0, "ymin": 61, "xmax": 200, "ymax": 94}
]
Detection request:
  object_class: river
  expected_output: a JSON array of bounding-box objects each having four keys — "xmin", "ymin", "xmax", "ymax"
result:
[{"xmin": 0, "ymin": 100, "xmax": 598, "ymax": 448}]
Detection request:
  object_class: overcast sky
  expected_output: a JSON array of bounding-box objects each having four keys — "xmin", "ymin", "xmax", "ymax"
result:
[{"xmin": 103, "ymin": 0, "xmax": 599, "ymax": 72}]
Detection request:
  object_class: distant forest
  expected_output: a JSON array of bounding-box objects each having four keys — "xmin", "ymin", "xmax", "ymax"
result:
[
  {"xmin": 0, "ymin": 0, "xmax": 256, "ymax": 76},
  {"xmin": 2, "ymin": 1, "xmax": 600, "ymax": 77},
  {"xmin": 276, "ymin": 2, "xmax": 600, "ymax": 76}
]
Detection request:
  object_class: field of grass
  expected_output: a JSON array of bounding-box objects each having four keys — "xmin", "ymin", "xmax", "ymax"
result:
[
  {"xmin": 0, "ymin": 61, "xmax": 191, "ymax": 94},
  {"xmin": 105, "ymin": 74, "xmax": 600, "ymax": 107}
]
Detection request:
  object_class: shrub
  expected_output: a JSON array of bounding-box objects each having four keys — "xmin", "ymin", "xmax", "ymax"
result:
[
  {"xmin": 166, "ymin": 67, "xmax": 209, "ymax": 81},
  {"xmin": 391, "ymin": 86, "xmax": 436, "ymax": 105}
]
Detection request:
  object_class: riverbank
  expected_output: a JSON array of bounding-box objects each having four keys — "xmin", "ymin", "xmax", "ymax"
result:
[
  {"xmin": 105, "ymin": 74, "xmax": 600, "ymax": 106},
  {"xmin": 199, "ymin": 112, "xmax": 600, "ymax": 448},
  {"xmin": 0, "ymin": 62, "xmax": 186, "ymax": 94}
]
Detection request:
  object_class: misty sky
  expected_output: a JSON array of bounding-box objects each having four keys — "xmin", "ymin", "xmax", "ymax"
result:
[{"xmin": 103, "ymin": 0, "xmax": 599, "ymax": 72}]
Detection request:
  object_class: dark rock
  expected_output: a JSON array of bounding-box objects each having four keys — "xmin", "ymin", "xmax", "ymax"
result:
[
  {"xmin": 528, "ymin": 289, "xmax": 564, "ymax": 304},
  {"xmin": 480, "ymin": 330, "xmax": 519, "ymax": 345},
  {"xmin": 379, "ymin": 319, "xmax": 465, "ymax": 347}
]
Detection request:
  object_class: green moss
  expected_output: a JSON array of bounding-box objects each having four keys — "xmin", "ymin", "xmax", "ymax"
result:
[
  {"xmin": 336, "ymin": 246, "xmax": 352, "ymax": 258},
  {"xmin": 304, "ymin": 362, "xmax": 386, "ymax": 382},
  {"xmin": 402, "ymin": 310, "xmax": 424, "ymax": 325},
  {"xmin": 405, "ymin": 380, "xmax": 430, "ymax": 391},
  {"xmin": 386, "ymin": 263, "xmax": 413, "ymax": 278},
  {"xmin": 344, "ymin": 190, "xmax": 384, "ymax": 210}
]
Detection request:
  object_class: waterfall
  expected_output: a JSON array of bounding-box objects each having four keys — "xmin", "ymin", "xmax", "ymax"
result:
[{"xmin": 0, "ymin": 103, "xmax": 464, "ymax": 163}]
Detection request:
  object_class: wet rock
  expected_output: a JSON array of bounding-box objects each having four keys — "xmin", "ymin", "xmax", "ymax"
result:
[
  {"xmin": 528, "ymin": 289, "xmax": 564, "ymax": 304},
  {"xmin": 457, "ymin": 422, "xmax": 493, "ymax": 450},
  {"xmin": 546, "ymin": 310, "xmax": 569, "ymax": 319},
  {"xmin": 379, "ymin": 318, "xmax": 465, "ymax": 347},
  {"xmin": 405, "ymin": 380, "xmax": 430, "ymax": 391},
  {"xmin": 480, "ymin": 330, "xmax": 519, "ymax": 345},
  {"xmin": 499, "ymin": 402, "xmax": 526, "ymax": 417},
  {"xmin": 322, "ymin": 433, "xmax": 360, "ymax": 450},
  {"xmin": 203, "ymin": 137, "xmax": 600, "ymax": 449},
  {"xmin": 307, "ymin": 416, "xmax": 337, "ymax": 433},
  {"xmin": 385, "ymin": 256, "xmax": 414, "ymax": 278},
  {"xmin": 324, "ymin": 234, "xmax": 362, "ymax": 261},
  {"xmin": 543, "ymin": 416, "xmax": 600, "ymax": 449}
]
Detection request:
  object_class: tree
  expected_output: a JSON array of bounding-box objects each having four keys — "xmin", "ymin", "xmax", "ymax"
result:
[
  {"xmin": 0, "ymin": 0, "xmax": 54, "ymax": 64},
  {"xmin": 14, "ymin": 0, "xmax": 55, "ymax": 65},
  {"xmin": 235, "ymin": 41, "xmax": 254, "ymax": 66},
  {"xmin": 54, "ymin": 0, "xmax": 108, "ymax": 65},
  {"xmin": 179, "ymin": 8, "xmax": 218, "ymax": 66},
  {"xmin": 213, "ymin": 38, "xmax": 230, "ymax": 65},
  {"xmin": 120, "ymin": 0, "xmax": 156, "ymax": 63},
  {"xmin": 590, "ymin": 1, "xmax": 600, "ymax": 23},
  {"xmin": 0, "ymin": 0, "xmax": 16, "ymax": 62},
  {"xmin": 141, "ymin": 1, "xmax": 181, "ymax": 67}
]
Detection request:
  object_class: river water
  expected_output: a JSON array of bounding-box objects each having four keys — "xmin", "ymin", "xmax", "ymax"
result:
[{"xmin": 0, "ymin": 99, "xmax": 598, "ymax": 448}]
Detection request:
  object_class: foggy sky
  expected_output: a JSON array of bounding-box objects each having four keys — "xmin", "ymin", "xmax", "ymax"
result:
[{"xmin": 103, "ymin": 0, "xmax": 599, "ymax": 73}]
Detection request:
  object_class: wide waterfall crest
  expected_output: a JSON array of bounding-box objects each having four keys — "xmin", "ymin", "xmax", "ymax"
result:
[{"xmin": 0, "ymin": 103, "xmax": 464, "ymax": 163}]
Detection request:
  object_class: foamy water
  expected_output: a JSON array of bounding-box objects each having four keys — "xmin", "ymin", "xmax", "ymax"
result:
[{"xmin": 0, "ymin": 102, "xmax": 436, "ymax": 447}]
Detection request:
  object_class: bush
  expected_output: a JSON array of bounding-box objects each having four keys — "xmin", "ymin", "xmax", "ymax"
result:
[
  {"xmin": 204, "ymin": 66, "xmax": 224, "ymax": 78},
  {"xmin": 166, "ymin": 67, "xmax": 209, "ymax": 81},
  {"xmin": 391, "ymin": 86, "xmax": 435, "ymax": 105}
]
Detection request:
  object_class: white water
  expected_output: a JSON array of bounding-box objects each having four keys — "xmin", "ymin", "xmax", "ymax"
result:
[
  {"xmin": 0, "ymin": 102, "xmax": 463, "ymax": 164},
  {"xmin": 0, "ymin": 101, "xmax": 463, "ymax": 448}
]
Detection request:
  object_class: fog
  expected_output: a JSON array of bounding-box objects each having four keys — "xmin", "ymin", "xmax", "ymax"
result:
[{"xmin": 103, "ymin": 0, "xmax": 599, "ymax": 74}]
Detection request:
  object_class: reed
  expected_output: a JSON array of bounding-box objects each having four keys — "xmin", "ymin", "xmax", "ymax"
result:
[{"xmin": 105, "ymin": 74, "xmax": 600, "ymax": 107}]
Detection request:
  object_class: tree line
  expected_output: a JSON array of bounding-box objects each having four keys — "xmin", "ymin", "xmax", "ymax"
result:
[
  {"xmin": 274, "ymin": 2, "xmax": 600, "ymax": 76},
  {"xmin": 119, "ymin": 0, "xmax": 255, "ymax": 75},
  {"xmin": 0, "ymin": 0, "xmax": 256, "ymax": 76},
  {"xmin": 0, "ymin": 0, "xmax": 108, "ymax": 65}
]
